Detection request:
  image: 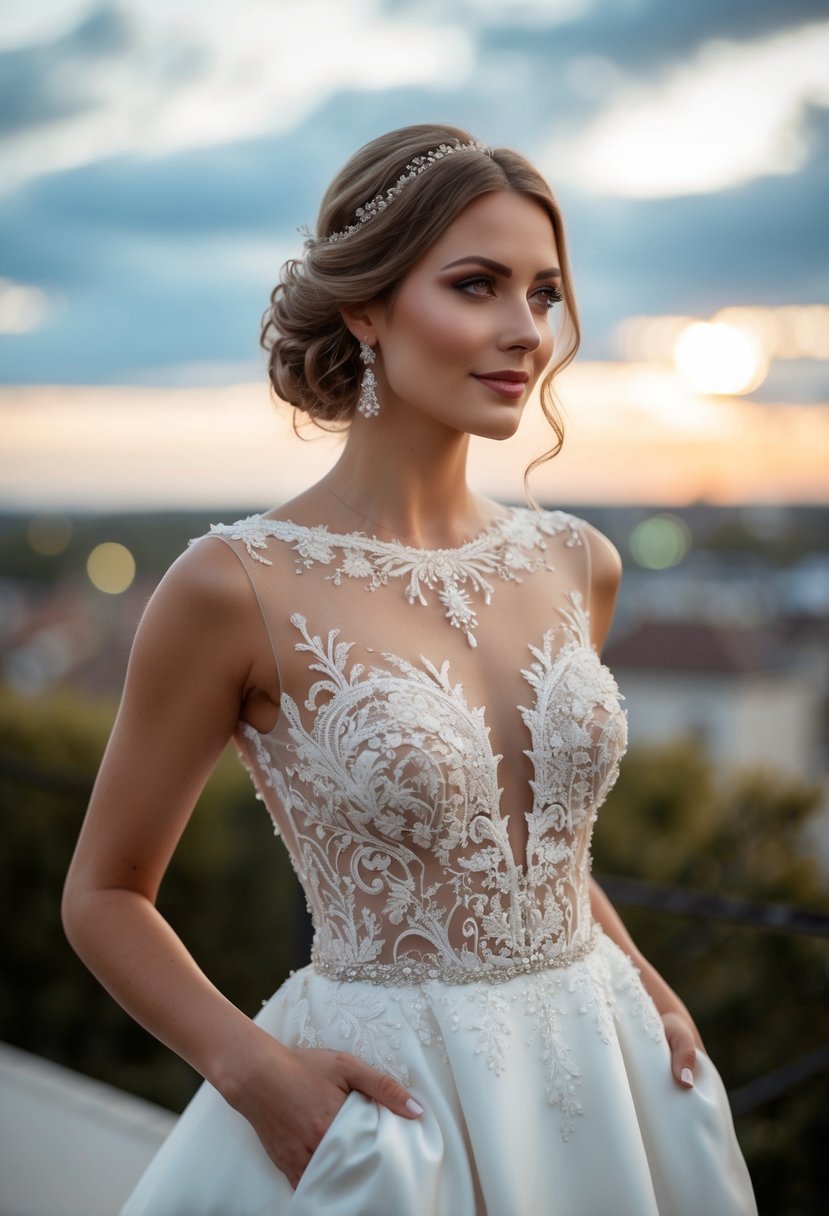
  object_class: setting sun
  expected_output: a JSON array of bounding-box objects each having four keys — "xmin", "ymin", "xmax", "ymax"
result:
[{"xmin": 673, "ymin": 321, "xmax": 769, "ymax": 395}]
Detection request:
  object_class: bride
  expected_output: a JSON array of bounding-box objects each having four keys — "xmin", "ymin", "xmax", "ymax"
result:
[{"xmin": 63, "ymin": 123, "xmax": 757, "ymax": 1214}]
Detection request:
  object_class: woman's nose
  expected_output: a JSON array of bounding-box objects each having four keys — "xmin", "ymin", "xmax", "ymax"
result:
[{"xmin": 499, "ymin": 300, "xmax": 544, "ymax": 353}]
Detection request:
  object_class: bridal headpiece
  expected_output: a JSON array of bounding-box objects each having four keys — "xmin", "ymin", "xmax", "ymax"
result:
[{"xmin": 304, "ymin": 139, "xmax": 493, "ymax": 248}]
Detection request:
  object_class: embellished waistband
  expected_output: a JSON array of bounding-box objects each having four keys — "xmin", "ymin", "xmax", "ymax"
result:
[{"xmin": 311, "ymin": 925, "xmax": 602, "ymax": 987}]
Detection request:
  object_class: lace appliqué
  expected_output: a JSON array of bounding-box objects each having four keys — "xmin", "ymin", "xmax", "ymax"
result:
[
  {"xmin": 282, "ymin": 934, "xmax": 667, "ymax": 1144},
  {"xmin": 197, "ymin": 508, "xmax": 582, "ymax": 646},
  {"xmin": 238, "ymin": 594, "xmax": 628, "ymax": 990}
]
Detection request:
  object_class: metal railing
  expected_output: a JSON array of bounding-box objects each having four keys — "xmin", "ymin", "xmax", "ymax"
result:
[{"xmin": 594, "ymin": 871, "xmax": 829, "ymax": 1114}]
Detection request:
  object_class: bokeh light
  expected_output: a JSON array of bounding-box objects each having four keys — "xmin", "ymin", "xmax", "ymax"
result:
[
  {"xmin": 630, "ymin": 514, "xmax": 692, "ymax": 569},
  {"xmin": 712, "ymin": 304, "xmax": 829, "ymax": 359},
  {"xmin": 673, "ymin": 321, "xmax": 769, "ymax": 395},
  {"xmin": 86, "ymin": 543, "xmax": 136, "ymax": 594},
  {"xmin": 616, "ymin": 304, "xmax": 829, "ymax": 366},
  {"xmin": 27, "ymin": 513, "xmax": 73, "ymax": 555},
  {"xmin": 614, "ymin": 314, "xmax": 698, "ymax": 362}
]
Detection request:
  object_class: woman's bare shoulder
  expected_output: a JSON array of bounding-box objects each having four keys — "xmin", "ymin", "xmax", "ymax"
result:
[
  {"xmin": 129, "ymin": 534, "xmax": 266, "ymax": 693},
  {"xmin": 156, "ymin": 529, "xmax": 258, "ymax": 620},
  {"xmin": 579, "ymin": 519, "xmax": 623, "ymax": 589},
  {"xmin": 574, "ymin": 518, "xmax": 622, "ymax": 652}
]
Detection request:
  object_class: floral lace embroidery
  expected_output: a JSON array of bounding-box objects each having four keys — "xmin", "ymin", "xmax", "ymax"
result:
[
  {"xmin": 201, "ymin": 507, "xmax": 581, "ymax": 646},
  {"xmin": 280, "ymin": 935, "xmax": 666, "ymax": 1143},
  {"xmin": 238, "ymin": 592, "xmax": 627, "ymax": 988}
]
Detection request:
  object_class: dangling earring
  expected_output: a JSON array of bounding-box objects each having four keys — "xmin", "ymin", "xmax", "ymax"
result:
[{"xmin": 357, "ymin": 339, "xmax": 380, "ymax": 418}]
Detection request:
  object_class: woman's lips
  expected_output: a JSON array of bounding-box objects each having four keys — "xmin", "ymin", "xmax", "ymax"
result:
[{"xmin": 472, "ymin": 373, "xmax": 528, "ymax": 399}]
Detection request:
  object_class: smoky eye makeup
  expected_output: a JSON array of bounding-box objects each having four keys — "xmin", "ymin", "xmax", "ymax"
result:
[
  {"xmin": 533, "ymin": 284, "xmax": 564, "ymax": 307},
  {"xmin": 452, "ymin": 274, "xmax": 496, "ymax": 296},
  {"xmin": 451, "ymin": 274, "xmax": 563, "ymax": 309}
]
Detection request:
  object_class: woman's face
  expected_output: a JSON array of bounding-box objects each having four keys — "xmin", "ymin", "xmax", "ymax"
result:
[{"xmin": 363, "ymin": 190, "xmax": 562, "ymax": 441}]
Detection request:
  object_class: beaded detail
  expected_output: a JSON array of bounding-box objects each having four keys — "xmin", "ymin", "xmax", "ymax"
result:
[
  {"xmin": 200, "ymin": 507, "xmax": 582, "ymax": 647},
  {"xmin": 311, "ymin": 924, "xmax": 601, "ymax": 986},
  {"xmin": 302, "ymin": 139, "xmax": 493, "ymax": 246}
]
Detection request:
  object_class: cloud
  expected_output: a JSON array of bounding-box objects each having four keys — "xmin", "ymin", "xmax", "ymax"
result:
[
  {"xmin": 561, "ymin": 117, "xmax": 829, "ymax": 366},
  {"xmin": 0, "ymin": 5, "xmax": 132, "ymax": 137},
  {"xmin": 0, "ymin": 0, "xmax": 473, "ymax": 195},
  {"xmin": 545, "ymin": 20, "xmax": 829, "ymax": 197},
  {"xmin": 394, "ymin": 0, "xmax": 595, "ymax": 27},
  {"xmin": 0, "ymin": 0, "xmax": 90, "ymax": 51},
  {"xmin": 0, "ymin": 279, "xmax": 53, "ymax": 333},
  {"xmin": 479, "ymin": 0, "xmax": 829, "ymax": 74},
  {"xmin": 1, "ymin": 0, "xmax": 827, "ymax": 385}
]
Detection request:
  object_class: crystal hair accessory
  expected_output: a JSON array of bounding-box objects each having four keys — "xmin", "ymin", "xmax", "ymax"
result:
[
  {"xmin": 356, "ymin": 340, "xmax": 380, "ymax": 418},
  {"xmin": 305, "ymin": 139, "xmax": 493, "ymax": 248}
]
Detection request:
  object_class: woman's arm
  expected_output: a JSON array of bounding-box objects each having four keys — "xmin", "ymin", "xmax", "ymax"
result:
[
  {"xmin": 583, "ymin": 522, "xmax": 704, "ymax": 1089},
  {"xmin": 62, "ymin": 539, "xmax": 272, "ymax": 1087},
  {"xmin": 61, "ymin": 538, "xmax": 421, "ymax": 1188}
]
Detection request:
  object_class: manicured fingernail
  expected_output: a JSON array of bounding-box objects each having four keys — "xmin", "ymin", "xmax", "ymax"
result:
[
  {"xmin": 681, "ymin": 1068, "xmax": 694, "ymax": 1087},
  {"xmin": 405, "ymin": 1097, "xmax": 424, "ymax": 1116}
]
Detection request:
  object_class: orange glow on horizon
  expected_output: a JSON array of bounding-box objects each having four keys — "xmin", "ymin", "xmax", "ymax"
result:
[{"xmin": 1, "ymin": 363, "xmax": 827, "ymax": 510}]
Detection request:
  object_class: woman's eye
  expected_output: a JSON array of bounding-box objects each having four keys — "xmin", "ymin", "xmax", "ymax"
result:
[
  {"xmin": 453, "ymin": 274, "xmax": 496, "ymax": 297},
  {"xmin": 534, "ymin": 285, "xmax": 563, "ymax": 310}
]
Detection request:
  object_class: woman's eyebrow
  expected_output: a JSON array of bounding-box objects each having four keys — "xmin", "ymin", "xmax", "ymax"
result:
[{"xmin": 441, "ymin": 255, "xmax": 562, "ymax": 280}]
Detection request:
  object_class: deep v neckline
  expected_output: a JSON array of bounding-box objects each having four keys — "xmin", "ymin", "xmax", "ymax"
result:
[
  {"xmin": 241, "ymin": 591, "xmax": 601, "ymax": 882},
  {"xmin": 209, "ymin": 505, "xmax": 628, "ymax": 980}
]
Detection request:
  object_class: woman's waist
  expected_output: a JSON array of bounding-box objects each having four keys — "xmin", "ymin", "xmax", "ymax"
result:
[{"xmin": 310, "ymin": 922, "xmax": 602, "ymax": 987}]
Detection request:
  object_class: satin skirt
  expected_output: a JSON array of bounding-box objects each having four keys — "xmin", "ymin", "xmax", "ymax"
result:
[{"xmin": 121, "ymin": 933, "xmax": 757, "ymax": 1215}]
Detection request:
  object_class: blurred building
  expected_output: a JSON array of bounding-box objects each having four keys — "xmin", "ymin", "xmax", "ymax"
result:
[{"xmin": 604, "ymin": 618, "xmax": 824, "ymax": 778}]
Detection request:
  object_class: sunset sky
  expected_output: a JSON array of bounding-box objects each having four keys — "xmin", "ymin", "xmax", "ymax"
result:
[{"xmin": 1, "ymin": 0, "xmax": 827, "ymax": 508}]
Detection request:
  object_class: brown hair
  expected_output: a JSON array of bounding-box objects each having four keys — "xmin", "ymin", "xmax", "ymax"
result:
[{"xmin": 260, "ymin": 123, "xmax": 581, "ymax": 489}]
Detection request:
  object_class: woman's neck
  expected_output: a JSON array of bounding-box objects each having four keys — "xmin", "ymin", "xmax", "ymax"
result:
[{"xmin": 319, "ymin": 423, "xmax": 493, "ymax": 549}]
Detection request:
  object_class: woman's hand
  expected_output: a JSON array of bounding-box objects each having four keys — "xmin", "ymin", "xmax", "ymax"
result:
[
  {"xmin": 586, "ymin": 882, "xmax": 709, "ymax": 1094},
  {"xmin": 661, "ymin": 1009, "xmax": 706, "ymax": 1090},
  {"xmin": 220, "ymin": 1036, "xmax": 424, "ymax": 1191}
]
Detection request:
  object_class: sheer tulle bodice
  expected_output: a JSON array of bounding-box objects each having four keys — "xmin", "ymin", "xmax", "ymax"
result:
[{"xmin": 191, "ymin": 507, "xmax": 628, "ymax": 984}]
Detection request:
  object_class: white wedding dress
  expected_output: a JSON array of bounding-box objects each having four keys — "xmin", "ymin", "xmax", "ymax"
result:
[{"xmin": 122, "ymin": 506, "xmax": 757, "ymax": 1215}]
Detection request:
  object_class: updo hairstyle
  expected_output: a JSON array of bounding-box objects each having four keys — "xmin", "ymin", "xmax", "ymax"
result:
[{"xmin": 261, "ymin": 123, "xmax": 581, "ymax": 476}]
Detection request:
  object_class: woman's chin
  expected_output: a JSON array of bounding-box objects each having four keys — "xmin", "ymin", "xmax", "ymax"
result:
[{"xmin": 470, "ymin": 410, "xmax": 526, "ymax": 442}]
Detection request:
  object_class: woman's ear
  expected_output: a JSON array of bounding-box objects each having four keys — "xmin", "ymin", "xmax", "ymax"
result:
[{"xmin": 339, "ymin": 304, "xmax": 378, "ymax": 346}]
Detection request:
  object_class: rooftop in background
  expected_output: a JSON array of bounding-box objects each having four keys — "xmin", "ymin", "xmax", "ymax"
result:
[{"xmin": 603, "ymin": 620, "xmax": 786, "ymax": 675}]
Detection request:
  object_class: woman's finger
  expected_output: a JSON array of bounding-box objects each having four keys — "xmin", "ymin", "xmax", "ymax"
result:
[
  {"xmin": 336, "ymin": 1052, "xmax": 424, "ymax": 1118},
  {"xmin": 662, "ymin": 1012, "xmax": 698, "ymax": 1089}
]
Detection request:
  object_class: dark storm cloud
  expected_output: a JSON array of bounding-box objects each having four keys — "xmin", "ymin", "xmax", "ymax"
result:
[{"xmin": 0, "ymin": 5, "xmax": 132, "ymax": 137}]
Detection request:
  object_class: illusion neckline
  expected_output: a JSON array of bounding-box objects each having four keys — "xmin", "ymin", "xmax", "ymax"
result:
[
  {"xmin": 254, "ymin": 505, "xmax": 524, "ymax": 556},
  {"xmin": 200, "ymin": 505, "xmax": 580, "ymax": 647}
]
